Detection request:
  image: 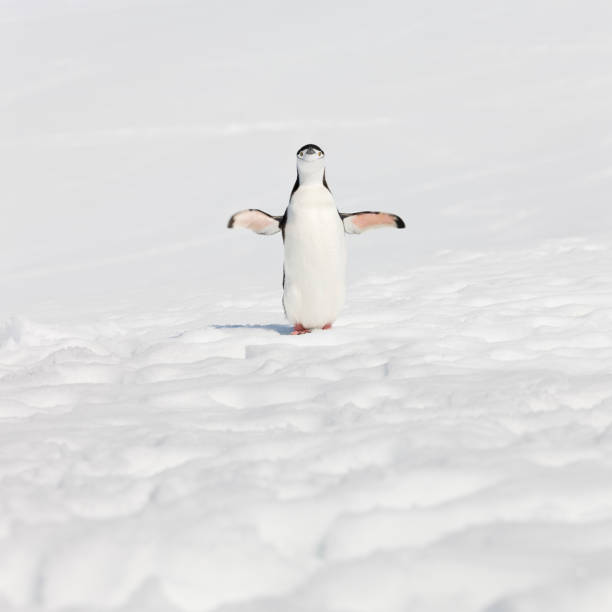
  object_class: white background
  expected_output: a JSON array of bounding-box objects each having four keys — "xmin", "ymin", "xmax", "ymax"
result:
[{"xmin": 2, "ymin": 1, "xmax": 612, "ymax": 611}]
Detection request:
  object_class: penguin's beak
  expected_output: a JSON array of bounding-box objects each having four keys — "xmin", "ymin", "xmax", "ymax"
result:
[{"xmin": 306, "ymin": 148, "xmax": 315, "ymax": 155}]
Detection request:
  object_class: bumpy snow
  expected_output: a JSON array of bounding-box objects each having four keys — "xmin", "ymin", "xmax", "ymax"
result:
[
  {"xmin": 3, "ymin": 239, "xmax": 612, "ymax": 612},
  {"xmin": 3, "ymin": 1, "xmax": 612, "ymax": 611}
]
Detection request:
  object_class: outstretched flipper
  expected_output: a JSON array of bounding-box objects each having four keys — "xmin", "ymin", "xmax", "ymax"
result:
[
  {"xmin": 340, "ymin": 211, "xmax": 405, "ymax": 234},
  {"xmin": 227, "ymin": 209, "xmax": 283, "ymax": 235}
]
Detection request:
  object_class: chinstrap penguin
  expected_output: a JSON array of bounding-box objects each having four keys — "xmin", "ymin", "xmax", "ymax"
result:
[{"xmin": 228, "ymin": 144, "xmax": 405, "ymax": 334}]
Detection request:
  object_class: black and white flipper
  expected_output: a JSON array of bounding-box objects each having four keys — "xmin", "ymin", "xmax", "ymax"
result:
[
  {"xmin": 227, "ymin": 209, "xmax": 284, "ymax": 235},
  {"xmin": 340, "ymin": 211, "xmax": 405, "ymax": 234}
]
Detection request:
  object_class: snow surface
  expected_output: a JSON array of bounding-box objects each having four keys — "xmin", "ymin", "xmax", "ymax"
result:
[{"xmin": 3, "ymin": 1, "xmax": 612, "ymax": 611}]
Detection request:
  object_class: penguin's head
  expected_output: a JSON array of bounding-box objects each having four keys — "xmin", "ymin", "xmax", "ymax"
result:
[
  {"xmin": 297, "ymin": 143, "xmax": 325, "ymax": 162},
  {"xmin": 296, "ymin": 144, "xmax": 325, "ymax": 180}
]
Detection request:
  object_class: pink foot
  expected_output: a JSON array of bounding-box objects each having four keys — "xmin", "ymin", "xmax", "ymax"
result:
[
  {"xmin": 291, "ymin": 323, "xmax": 311, "ymax": 335},
  {"xmin": 322, "ymin": 323, "xmax": 332, "ymax": 330}
]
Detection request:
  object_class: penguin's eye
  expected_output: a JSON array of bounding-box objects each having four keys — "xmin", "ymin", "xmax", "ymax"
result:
[
  {"xmin": 318, "ymin": 152, "xmax": 322, "ymax": 156},
  {"xmin": 299, "ymin": 152, "xmax": 303, "ymax": 157}
]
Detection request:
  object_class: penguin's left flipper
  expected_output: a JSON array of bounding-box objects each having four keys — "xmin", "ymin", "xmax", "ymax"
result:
[
  {"xmin": 340, "ymin": 211, "xmax": 405, "ymax": 234},
  {"xmin": 227, "ymin": 209, "xmax": 283, "ymax": 235}
]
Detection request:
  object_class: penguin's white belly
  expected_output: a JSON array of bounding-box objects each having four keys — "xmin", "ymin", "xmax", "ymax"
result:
[{"xmin": 283, "ymin": 195, "xmax": 346, "ymax": 329}]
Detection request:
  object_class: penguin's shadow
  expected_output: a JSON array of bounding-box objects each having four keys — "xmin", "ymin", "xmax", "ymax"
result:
[{"xmin": 212, "ymin": 323, "xmax": 293, "ymax": 336}]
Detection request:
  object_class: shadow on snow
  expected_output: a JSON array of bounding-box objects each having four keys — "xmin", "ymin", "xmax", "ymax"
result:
[{"xmin": 211, "ymin": 323, "xmax": 293, "ymax": 335}]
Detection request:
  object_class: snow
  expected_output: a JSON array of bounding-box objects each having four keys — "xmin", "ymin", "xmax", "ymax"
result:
[{"xmin": 3, "ymin": 1, "xmax": 612, "ymax": 611}]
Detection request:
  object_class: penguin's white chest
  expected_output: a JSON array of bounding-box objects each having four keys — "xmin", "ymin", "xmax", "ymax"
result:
[{"xmin": 282, "ymin": 186, "xmax": 346, "ymax": 329}]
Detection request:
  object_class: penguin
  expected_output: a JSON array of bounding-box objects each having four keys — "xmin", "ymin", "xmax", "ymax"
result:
[{"xmin": 227, "ymin": 144, "xmax": 405, "ymax": 334}]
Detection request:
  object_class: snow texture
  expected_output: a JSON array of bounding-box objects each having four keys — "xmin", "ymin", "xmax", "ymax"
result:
[{"xmin": 2, "ymin": 1, "xmax": 612, "ymax": 611}]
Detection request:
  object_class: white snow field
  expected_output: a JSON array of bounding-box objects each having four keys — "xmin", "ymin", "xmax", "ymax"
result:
[{"xmin": 3, "ymin": 1, "xmax": 612, "ymax": 611}]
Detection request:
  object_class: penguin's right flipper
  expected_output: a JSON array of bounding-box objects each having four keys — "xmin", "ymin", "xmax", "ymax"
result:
[{"xmin": 227, "ymin": 209, "xmax": 282, "ymax": 235}]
